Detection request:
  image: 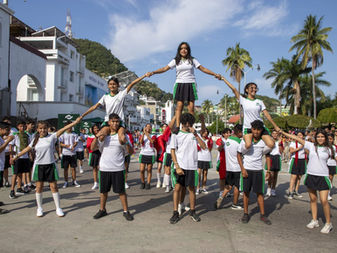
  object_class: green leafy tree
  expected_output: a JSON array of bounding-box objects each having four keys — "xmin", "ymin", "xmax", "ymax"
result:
[
  {"xmin": 290, "ymin": 15, "xmax": 333, "ymax": 119},
  {"xmin": 201, "ymin": 99, "xmax": 213, "ymax": 124}
]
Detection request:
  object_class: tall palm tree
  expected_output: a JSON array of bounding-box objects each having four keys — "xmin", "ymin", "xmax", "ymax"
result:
[
  {"xmin": 263, "ymin": 56, "xmax": 310, "ymax": 114},
  {"xmin": 222, "ymin": 43, "xmax": 252, "ymax": 123},
  {"xmin": 290, "ymin": 15, "xmax": 333, "ymax": 119},
  {"xmin": 202, "ymin": 99, "xmax": 213, "ymax": 124}
]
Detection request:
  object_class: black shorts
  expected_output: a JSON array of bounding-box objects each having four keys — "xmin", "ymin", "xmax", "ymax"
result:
[
  {"xmin": 289, "ymin": 158, "xmax": 306, "ymax": 175},
  {"xmin": 99, "ymin": 170, "xmax": 126, "ymax": 194},
  {"xmin": 76, "ymin": 151, "xmax": 84, "ymax": 161},
  {"xmin": 139, "ymin": 154, "xmax": 155, "ymax": 165},
  {"xmin": 12, "ymin": 158, "xmax": 31, "ymax": 174},
  {"xmin": 265, "ymin": 155, "xmax": 281, "ymax": 171},
  {"xmin": 0, "ymin": 171, "xmax": 3, "ymax": 187},
  {"xmin": 225, "ymin": 171, "xmax": 241, "ymax": 189},
  {"xmin": 62, "ymin": 155, "xmax": 77, "ymax": 169},
  {"xmin": 328, "ymin": 165, "xmax": 337, "ymax": 176},
  {"xmin": 157, "ymin": 153, "xmax": 163, "ymax": 163},
  {"xmin": 198, "ymin": 160, "xmax": 212, "ymax": 170},
  {"xmin": 173, "ymin": 83, "xmax": 198, "ymax": 102},
  {"xmin": 5, "ymin": 155, "xmax": 10, "ymax": 169},
  {"xmin": 163, "ymin": 153, "xmax": 172, "ymax": 167},
  {"xmin": 243, "ymin": 127, "xmax": 270, "ymax": 136},
  {"xmin": 124, "ymin": 155, "xmax": 131, "ymax": 164},
  {"xmin": 171, "ymin": 168, "xmax": 198, "ymax": 188},
  {"xmin": 89, "ymin": 150, "xmax": 101, "ymax": 167},
  {"xmin": 32, "ymin": 163, "xmax": 59, "ymax": 182},
  {"xmin": 304, "ymin": 174, "xmax": 331, "ymax": 191},
  {"xmin": 240, "ymin": 170, "xmax": 265, "ymax": 194}
]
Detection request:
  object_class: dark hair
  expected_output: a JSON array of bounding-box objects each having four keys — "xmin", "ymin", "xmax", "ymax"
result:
[
  {"xmin": 32, "ymin": 121, "xmax": 48, "ymax": 148},
  {"xmin": 161, "ymin": 123, "xmax": 168, "ymax": 128},
  {"xmin": 251, "ymin": 120, "xmax": 264, "ymax": 130},
  {"xmin": 175, "ymin": 42, "xmax": 193, "ymax": 65},
  {"xmin": 107, "ymin": 77, "xmax": 119, "ymax": 86},
  {"xmin": 243, "ymin": 82, "xmax": 258, "ymax": 98},
  {"xmin": 26, "ymin": 119, "xmax": 35, "ymax": 125},
  {"xmin": 109, "ymin": 113, "xmax": 120, "ymax": 120},
  {"xmin": 180, "ymin": 113, "xmax": 195, "ymax": 126},
  {"xmin": 91, "ymin": 124, "xmax": 100, "ymax": 133},
  {"xmin": 2, "ymin": 116, "xmax": 11, "ymax": 122},
  {"xmin": 48, "ymin": 126, "xmax": 56, "ymax": 132},
  {"xmin": 17, "ymin": 120, "xmax": 26, "ymax": 126},
  {"xmin": 66, "ymin": 120, "xmax": 73, "ymax": 125},
  {"xmin": 314, "ymin": 129, "xmax": 334, "ymax": 158},
  {"xmin": 0, "ymin": 121, "xmax": 10, "ymax": 129},
  {"xmin": 224, "ymin": 128, "xmax": 231, "ymax": 134},
  {"xmin": 233, "ymin": 124, "xmax": 242, "ymax": 135}
]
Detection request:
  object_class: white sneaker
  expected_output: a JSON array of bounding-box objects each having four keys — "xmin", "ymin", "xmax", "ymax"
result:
[
  {"xmin": 219, "ymin": 191, "xmax": 223, "ymax": 198},
  {"xmin": 306, "ymin": 219, "xmax": 319, "ymax": 229},
  {"xmin": 196, "ymin": 188, "xmax": 200, "ymax": 195},
  {"xmin": 36, "ymin": 208, "xmax": 43, "ymax": 217},
  {"xmin": 201, "ymin": 188, "xmax": 208, "ymax": 194},
  {"xmin": 328, "ymin": 194, "xmax": 332, "ymax": 201},
  {"xmin": 266, "ymin": 188, "xmax": 271, "ymax": 197},
  {"xmin": 320, "ymin": 223, "xmax": 333, "ymax": 234},
  {"xmin": 73, "ymin": 181, "xmax": 81, "ymax": 188},
  {"xmin": 56, "ymin": 208, "xmax": 65, "ymax": 217},
  {"xmin": 62, "ymin": 182, "xmax": 68, "ymax": 189},
  {"xmin": 91, "ymin": 182, "xmax": 98, "ymax": 190},
  {"xmin": 165, "ymin": 186, "xmax": 170, "ymax": 193},
  {"xmin": 231, "ymin": 204, "xmax": 243, "ymax": 210},
  {"xmin": 271, "ymin": 189, "xmax": 276, "ymax": 197},
  {"xmin": 125, "ymin": 183, "xmax": 130, "ymax": 189},
  {"xmin": 79, "ymin": 168, "xmax": 84, "ymax": 174},
  {"xmin": 162, "ymin": 183, "xmax": 166, "ymax": 188},
  {"xmin": 156, "ymin": 181, "xmax": 161, "ymax": 188}
]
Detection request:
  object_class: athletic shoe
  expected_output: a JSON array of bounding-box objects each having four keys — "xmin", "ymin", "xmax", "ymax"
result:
[
  {"xmin": 0, "ymin": 208, "xmax": 9, "ymax": 214},
  {"xmin": 16, "ymin": 188, "xmax": 25, "ymax": 196},
  {"xmin": 93, "ymin": 209, "xmax": 107, "ymax": 219},
  {"xmin": 201, "ymin": 188, "xmax": 208, "ymax": 194},
  {"xmin": 328, "ymin": 194, "xmax": 332, "ymax": 201},
  {"xmin": 62, "ymin": 182, "xmax": 68, "ymax": 189},
  {"xmin": 36, "ymin": 208, "xmax": 43, "ymax": 217},
  {"xmin": 162, "ymin": 183, "xmax": 166, "ymax": 188},
  {"xmin": 241, "ymin": 213, "xmax": 249, "ymax": 224},
  {"xmin": 231, "ymin": 204, "xmax": 243, "ymax": 210},
  {"xmin": 145, "ymin": 183, "xmax": 151, "ymax": 190},
  {"xmin": 271, "ymin": 189, "xmax": 276, "ymax": 197},
  {"xmin": 9, "ymin": 190, "xmax": 16, "ymax": 199},
  {"xmin": 266, "ymin": 188, "xmax": 271, "ymax": 197},
  {"xmin": 227, "ymin": 192, "xmax": 232, "ymax": 198},
  {"xmin": 215, "ymin": 197, "xmax": 223, "ymax": 209},
  {"xmin": 140, "ymin": 183, "xmax": 145, "ymax": 189},
  {"xmin": 306, "ymin": 219, "xmax": 319, "ymax": 229},
  {"xmin": 320, "ymin": 223, "xmax": 333, "ymax": 234},
  {"xmin": 4, "ymin": 181, "xmax": 10, "ymax": 187},
  {"xmin": 79, "ymin": 168, "xmax": 84, "ymax": 174},
  {"xmin": 23, "ymin": 186, "xmax": 30, "ymax": 193},
  {"xmin": 294, "ymin": 191, "xmax": 303, "ymax": 198},
  {"xmin": 196, "ymin": 188, "xmax": 200, "ymax": 195},
  {"xmin": 56, "ymin": 208, "xmax": 65, "ymax": 217},
  {"xmin": 73, "ymin": 181, "xmax": 81, "ymax": 188},
  {"xmin": 190, "ymin": 210, "xmax": 201, "ymax": 222},
  {"xmin": 156, "ymin": 181, "xmax": 161, "ymax": 188},
  {"xmin": 125, "ymin": 183, "xmax": 130, "ymax": 189},
  {"xmin": 169, "ymin": 211, "xmax": 179, "ymax": 224},
  {"xmin": 239, "ymin": 192, "xmax": 243, "ymax": 196},
  {"xmin": 30, "ymin": 184, "xmax": 36, "ymax": 190},
  {"xmin": 165, "ymin": 186, "xmax": 170, "ymax": 193},
  {"xmin": 123, "ymin": 211, "xmax": 134, "ymax": 221},
  {"xmin": 288, "ymin": 192, "xmax": 293, "ymax": 200},
  {"xmin": 91, "ymin": 182, "xmax": 98, "ymax": 190},
  {"xmin": 260, "ymin": 215, "xmax": 272, "ymax": 225}
]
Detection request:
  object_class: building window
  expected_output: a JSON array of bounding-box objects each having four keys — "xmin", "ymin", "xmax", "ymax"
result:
[
  {"xmin": 70, "ymin": 50, "xmax": 74, "ymax": 59},
  {"xmin": 69, "ymin": 94, "xmax": 73, "ymax": 102},
  {"xmin": 70, "ymin": 71, "xmax": 74, "ymax": 82}
]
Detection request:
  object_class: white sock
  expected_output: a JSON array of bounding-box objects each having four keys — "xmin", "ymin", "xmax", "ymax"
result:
[
  {"xmin": 164, "ymin": 174, "xmax": 170, "ymax": 186},
  {"xmin": 157, "ymin": 172, "xmax": 161, "ymax": 182},
  {"xmin": 80, "ymin": 165, "xmax": 82, "ymax": 170},
  {"xmin": 36, "ymin": 193, "xmax": 43, "ymax": 210},
  {"xmin": 52, "ymin": 192, "xmax": 61, "ymax": 210}
]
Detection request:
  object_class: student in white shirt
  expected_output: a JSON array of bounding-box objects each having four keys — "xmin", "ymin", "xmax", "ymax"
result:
[
  {"xmin": 238, "ymin": 120, "xmax": 272, "ymax": 225},
  {"xmin": 170, "ymin": 113, "xmax": 206, "ymax": 224},
  {"xmin": 90, "ymin": 113, "xmax": 133, "ymax": 221},
  {"xmin": 81, "ymin": 75, "xmax": 147, "ymax": 142},
  {"xmin": 12, "ymin": 118, "xmax": 81, "ymax": 217},
  {"xmin": 76, "ymin": 129, "xmax": 86, "ymax": 174},
  {"xmin": 281, "ymin": 129, "xmax": 333, "ymax": 234},
  {"xmin": 147, "ymin": 42, "xmax": 221, "ymax": 133},
  {"xmin": 221, "ymin": 76, "xmax": 280, "ymax": 150},
  {"xmin": 327, "ymin": 133, "xmax": 337, "ymax": 201}
]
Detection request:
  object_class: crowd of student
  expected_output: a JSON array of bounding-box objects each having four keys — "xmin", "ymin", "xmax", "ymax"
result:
[{"xmin": 0, "ymin": 41, "xmax": 334, "ymax": 235}]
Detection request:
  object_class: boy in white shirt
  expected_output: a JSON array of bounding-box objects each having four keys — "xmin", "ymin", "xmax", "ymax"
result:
[
  {"xmin": 238, "ymin": 120, "xmax": 272, "ymax": 225},
  {"xmin": 91, "ymin": 113, "xmax": 133, "ymax": 221}
]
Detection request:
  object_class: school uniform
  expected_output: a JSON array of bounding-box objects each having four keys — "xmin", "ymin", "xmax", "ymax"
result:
[
  {"xmin": 215, "ymin": 137, "xmax": 226, "ymax": 180},
  {"xmin": 288, "ymin": 141, "xmax": 307, "ymax": 175},
  {"xmin": 75, "ymin": 133, "xmax": 85, "ymax": 161},
  {"xmin": 327, "ymin": 145, "xmax": 337, "ymax": 176},
  {"xmin": 59, "ymin": 132, "xmax": 77, "ymax": 169},
  {"xmin": 225, "ymin": 136, "xmax": 241, "ymax": 189},
  {"xmin": 197, "ymin": 136, "xmax": 213, "ymax": 170},
  {"xmin": 265, "ymin": 141, "xmax": 282, "ymax": 171},
  {"xmin": 139, "ymin": 134, "xmax": 156, "ymax": 165},
  {"xmin": 12, "ymin": 132, "xmax": 32, "ymax": 174},
  {"xmin": 86, "ymin": 134, "xmax": 101, "ymax": 168}
]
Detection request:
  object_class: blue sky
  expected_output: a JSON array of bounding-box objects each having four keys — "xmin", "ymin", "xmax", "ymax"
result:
[{"xmin": 9, "ymin": 0, "xmax": 337, "ymax": 106}]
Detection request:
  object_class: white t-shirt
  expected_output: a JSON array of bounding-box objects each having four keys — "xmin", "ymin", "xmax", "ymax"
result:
[
  {"xmin": 172, "ymin": 131, "xmax": 198, "ymax": 170},
  {"xmin": 304, "ymin": 141, "xmax": 330, "ymax": 177},
  {"xmin": 270, "ymin": 141, "xmax": 281, "ymax": 156},
  {"xmin": 76, "ymin": 133, "xmax": 85, "ymax": 152},
  {"xmin": 197, "ymin": 137, "xmax": 212, "ymax": 162},
  {"xmin": 140, "ymin": 134, "xmax": 155, "ymax": 156},
  {"xmin": 12, "ymin": 132, "xmax": 32, "ymax": 159},
  {"xmin": 238, "ymin": 139, "xmax": 272, "ymax": 171},
  {"xmin": 99, "ymin": 134, "xmax": 125, "ymax": 172},
  {"xmin": 225, "ymin": 136, "xmax": 241, "ymax": 172},
  {"xmin": 98, "ymin": 89, "xmax": 128, "ymax": 122},
  {"xmin": 59, "ymin": 132, "xmax": 77, "ymax": 156},
  {"xmin": 289, "ymin": 141, "xmax": 306, "ymax": 159},
  {"xmin": 168, "ymin": 58, "xmax": 201, "ymax": 83},
  {"xmin": 29, "ymin": 133, "xmax": 58, "ymax": 165},
  {"xmin": 327, "ymin": 145, "xmax": 337, "ymax": 166},
  {"xmin": 0, "ymin": 137, "xmax": 5, "ymax": 171},
  {"xmin": 240, "ymin": 96, "xmax": 266, "ymax": 130}
]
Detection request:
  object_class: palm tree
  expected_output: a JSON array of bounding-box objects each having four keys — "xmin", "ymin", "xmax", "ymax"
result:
[
  {"xmin": 263, "ymin": 56, "xmax": 310, "ymax": 114},
  {"xmin": 290, "ymin": 15, "xmax": 333, "ymax": 119},
  {"xmin": 202, "ymin": 99, "xmax": 213, "ymax": 124},
  {"xmin": 222, "ymin": 43, "xmax": 252, "ymax": 123}
]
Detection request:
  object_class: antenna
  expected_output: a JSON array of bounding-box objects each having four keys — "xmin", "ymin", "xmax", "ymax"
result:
[{"xmin": 65, "ymin": 9, "xmax": 72, "ymax": 38}]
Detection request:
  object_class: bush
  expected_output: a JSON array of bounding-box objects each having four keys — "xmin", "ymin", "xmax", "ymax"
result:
[{"xmin": 317, "ymin": 108, "xmax": 337, "ymax": 124}]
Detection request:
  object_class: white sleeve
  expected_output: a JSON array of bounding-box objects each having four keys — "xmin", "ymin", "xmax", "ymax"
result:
[
  {"xmin": 28, "ymin": 138, "xmax": 35, "ymax": 148},
  {"xmin": 167, "ymin": 59, "xmax": 176, "ymax": 69},
  {"xmin": 192, "ymin": 58, "xmax": 201, "ymax": 68},
  {"xmin": 59, "ymin": 135, "xmax": 64, "ymax": 143},
  {"xmin": 120, "ymin": 88, "xmax": 128, "ymax": 98},
  {"xmin": 260, "ymin": 100, "xmax": 266, "ymax": 111},
  {"xmin": 238, "ymin": 141, "xmax": 243, "ymax": 153},
  {"xmin": 98, "ymin": 95, "xmax": 105, "ymax": 106},
  {"xmin": 171, "ymin": 134, "xmax": 177, "ymax": 150},
  {"xmin": 304, "ymin": 141, "xmax": 313, "ymax": 151},
  {"xmin": 239, "ymin": 95, "xmax": 245, "ymax": 104}
]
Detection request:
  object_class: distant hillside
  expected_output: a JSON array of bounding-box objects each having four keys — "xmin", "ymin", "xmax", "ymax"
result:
[{"xmin": 135, "ymin": 80, "xmax": 173, "ymax": 103}]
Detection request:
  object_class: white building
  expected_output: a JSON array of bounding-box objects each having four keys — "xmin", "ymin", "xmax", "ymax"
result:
[{"xmin": 162, "ymin": 100, "xmax": 175, "ymax": 124}]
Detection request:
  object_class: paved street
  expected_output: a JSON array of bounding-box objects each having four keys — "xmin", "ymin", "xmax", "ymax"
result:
[{"xmin": 0, "ymin": 151, "xmax": 336, "ymax": 253}]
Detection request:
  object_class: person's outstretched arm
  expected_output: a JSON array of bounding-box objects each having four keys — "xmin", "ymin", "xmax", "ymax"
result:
[
  {"xmin": 198, "ymin": 65, "xmax": 221, "ymax": 80},
  {"xmin": 56, "ymin": 117, "xmax": 82, "ymax": 138},
  {"xmin": 126, "ymin": 74, "xmax": 147, "ymax": 93},
  {"xmin": 81, "ymin": 103, "xmax": 101, "ymax": 119},
  {"xmin": 147, "ymin": 65, "xmax": 171, "ymax": 77},
  {"xmin": 263, "ymin": 110, "xmax": 280, "ymax": 132},
  {"xmin": 280, "ymin": 131, "xmax": 305, "ymax": 146},
  {"xmin": 221, "ymin": 76, "xmax": 240, "ymax": 100}
]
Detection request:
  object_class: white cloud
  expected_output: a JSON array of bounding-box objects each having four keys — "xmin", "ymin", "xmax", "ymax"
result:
[
  {"xmin": 198, "ymin": 84, "xmax": 224, "ymax": 102},
  {"xmin": 108, "ymin": 0, "xmax": 244, "ymax": 62}
]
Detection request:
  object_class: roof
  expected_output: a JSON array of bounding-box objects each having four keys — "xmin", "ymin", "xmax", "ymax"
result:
[
  {"xmin": 32, "ymin": 26, "xmax": 78, "ymax": 47},
  {"xmin": 228, "ymin": 114, "xmax": 240, "ymax": 124}
]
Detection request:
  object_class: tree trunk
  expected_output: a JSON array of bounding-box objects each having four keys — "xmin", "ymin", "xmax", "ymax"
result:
[
  {"xmin": 312, "ymin": 67, "xmax": 317, "ymax": 119},
  {"xmin": 293, "ymin": 80, "xmax": 301, "ymax": 115}
]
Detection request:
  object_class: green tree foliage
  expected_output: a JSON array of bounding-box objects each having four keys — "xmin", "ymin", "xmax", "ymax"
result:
[
  {"xmin": 208, "ymin": 118, "xmax": 225, "ymax": 134},
  {"xmin": 73, "ymin": 38, "xmax": 128, "ymax": 76},
  {"xmin": 135, "ymin": 80, "xmax": 173, "ymax": 102},
  {"xmin": 317, "ymin": 108, "xmax": 337, "ymax": 124},
  {"xmin": 286, "ymin": 114, "xmax": 320, "ymax": 129}
]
